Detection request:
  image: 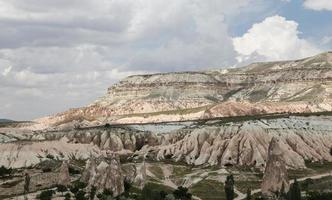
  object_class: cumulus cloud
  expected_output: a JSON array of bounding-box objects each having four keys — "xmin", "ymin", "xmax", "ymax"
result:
[
  {"xmin": 232, "ymin": 15, "xmax": 321, "ymax": 63},
  {"xmin": 0, "ymin": 0, "xmax": 257, "ymax": 120},
  {"xmin": 303, "ymin": 0, "xmax": 332, "ymax": 11},
  {"xmin": 0, "ymin": 1, "xmax": 327, "ymax": 120}
]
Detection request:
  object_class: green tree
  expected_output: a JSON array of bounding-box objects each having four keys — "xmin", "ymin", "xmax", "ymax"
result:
[
  {"xmin": 123, "ymin": 179, "xmax": 132, "ymax": 197},
  {"xmin": 37, "ymin": 190, "xmax": 54, "ymax": 200},
  {"xmin": 225, "ymin": 175, "xmax": 235, "ymax": 200},
  {"xmin": 56, "ymin": 184, "xmax": 67, "ymax": 195},
  {"xmin": 173, "ymin": 186, "xmax": 192, "ymax": 200},
  {"xmin": 97, "ymin": 189, "xmax": 113, "ymax": 200},
  {"xmin": 0, "ymin": 166, "xmax": 12, "ymax": 177},
  {"xmin": 288, "ymin": 179, "xmax": 301, "ymax": 200},
  {"xmin": 89, "ymin": 186, "xmax": 97, "ymax": 200},
  {"xmin": 75, "ymin": 189, "xmax": 87, "ymax": 200},
  {"xmin": 279, "ymin": 182, "xmax": 287, "ymax": 200},
  {"xmin": 246, "ymin": 188, "xmax": 251, "ymax": 200},
  {"xmin": 64, "ymin": 193, "xmax": 71, "ymax": 200},
  {"xmin": 24, "ymin": 173, "xmax": 31, "ymax": 195}
]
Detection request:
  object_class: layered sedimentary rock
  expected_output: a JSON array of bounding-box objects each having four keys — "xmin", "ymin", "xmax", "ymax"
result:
[
  {"xmin": 261, "ymin": 137, "xmax": 290, "ymax": 196},
  {"xmin": 33, "ymin": 52, "xmax": 332, "ymax": 127}
]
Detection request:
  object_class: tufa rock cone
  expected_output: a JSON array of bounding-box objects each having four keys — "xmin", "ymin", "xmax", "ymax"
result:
[{"xmin": 261, "ymin": 137, "xmax": 290, "ymax": 197}]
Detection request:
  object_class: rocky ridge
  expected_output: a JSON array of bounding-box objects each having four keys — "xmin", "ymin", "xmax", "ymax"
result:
[{"xmin": 33, "ymin": 52, "xmax": 332, "ymax": 128}]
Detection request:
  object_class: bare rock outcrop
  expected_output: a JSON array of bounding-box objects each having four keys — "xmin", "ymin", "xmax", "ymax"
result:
[
  {"xmin": 137, "ymin": 116, "xmax": 332, "ymax": 169},
  {"xmin": 58, "ymin": 161, "xmax": 71, "ymax": 186},
  {"xmin": 82, "ymin": 156, "xmax": 125, "ymax": 197},
  {"xmin": 261, "ymin": 137, "xmax": 290, "ymax": 197},
  {"xmin": 134, "ymin": 161, "xmax": 147, "ymax": 189}
]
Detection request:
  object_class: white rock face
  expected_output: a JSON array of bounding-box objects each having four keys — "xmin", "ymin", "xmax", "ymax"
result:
[
  {"xmin": 137, "ymin": 116, "xmax": 332, "ymax": 169},
  {"xmin": 261, "ymin": 137, "xmax": 290, "ymax": 197},
  {"xmin": 82, "ymin": 156, "xmax": 125, "ymax": 197},
  {"xmin": 0, "ymin": 140, "xmax": 101, "ymax": 168},
  {"xmin": 1, "ymin": 116, "xmax": 332, "ymax": 170}
]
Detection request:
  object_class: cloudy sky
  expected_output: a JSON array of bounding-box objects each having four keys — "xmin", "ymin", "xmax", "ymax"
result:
[{"xmin": 0, "ymin": 0, "xmax": 331, "ymax": 120}]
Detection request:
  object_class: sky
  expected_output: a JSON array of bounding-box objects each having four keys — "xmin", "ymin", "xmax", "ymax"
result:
[{"xmin": 0, "ymin": 0, "xmax": 331, "ymax": 120}]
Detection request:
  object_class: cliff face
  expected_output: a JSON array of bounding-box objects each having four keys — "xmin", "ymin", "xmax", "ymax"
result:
[{"xmin": 36, "ymin": 52, "xmax": 332, "ymax": 127}]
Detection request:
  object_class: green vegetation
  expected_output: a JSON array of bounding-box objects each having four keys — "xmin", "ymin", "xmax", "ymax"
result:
[
  {"xmin": 56, "ymin": 184, "xmax": 68, "ymax": 194},
  {"xmin": 173, "ymin": 186, "xmax": 192, "ymax": 200},
  {"xmin": 289, "ymin": 179, "xmax": 301, "ymax": 200},
  {"xmin": 24, "ymin": 173, "xmax": 30, "ymax": 195},
  {"xmin": 306, "ymin": 191, "xmax": 332, "ymax": 200},
  {"xmin": 0, "ymin": 165, "xmax": 12, "ymax": 177},
  {"xmin": 118, "ymin": 105, "xmax": 211, "ymax": 119},
  {"xmin": 89, "ymin": 186, "xmax": 97, "ymax": 200},
  {"xmin": 225, "ymin": 175, "xmax": 235, "ymax": 200},
  {"xmin": 246, "ymin": 188, "xmax": 251, "ymax": 200},
  {"xmin": 235, "ymin": 179, "xmax": 262, "ymax": 193},
  {"xmin": 190, "ymin": 179, "xmax": 226, "ymax": 200},
  {"xmin": 37, "ymin": 190, "xmax": 55, "ymax": 200},
  {"xmin": 148, "ymin": 165, "xmax": 164, "ymax": 179},
  {"xmin": 172, "ymin": 165, "xmax": 193, "ymax": 177},
  {"xmin": 64, "ymin": 193, "xmax": 71, "ymax": 200},
  {"xmin": 300, "ymin": 176, "xmax": 332, "ymax": 192},
  {"xmin": 306, "ymin": 161, "xmax": 332, "ymax": 174}
]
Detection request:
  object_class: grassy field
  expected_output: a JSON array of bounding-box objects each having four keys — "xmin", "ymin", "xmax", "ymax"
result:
[
  {"xmin": 190, "ymin": 179, "xmax": 227, "ymax": 200},
  {"xmin": 148, "ymin": 165, "xmax": 164, "ymax": 180}
]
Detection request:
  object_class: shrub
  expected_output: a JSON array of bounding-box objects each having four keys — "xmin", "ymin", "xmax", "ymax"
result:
[
  {"xmin": 68, "ymin": 166, "xmax": 81, "ymax": 175},
  {"xmin": 37, "ymin": 190, "xmax": 55, "ymax": 200},
  {"xmin": 0, "ymin": 166, "xmax": 12, "ymax": 177},
  {"xmin": 42, "ymin": 168, "xmax": 52, "ymax": 173},
  {"xmin": 89, "ymin": 186, "xmax": 97, "ymax": 200},
  {"xmin": 173, "ymin": 186, "xmax": 192, "ymax": 200},
  {"xmin": 75, "ymin": 190, "xmax": 87, "ymax": 200},
  {"xmin": 46, "ymin": 154, "xmax": 55, "ymax": 160},
  {"xmin": 64, "ymin": 193, "xmax": 71, "ymax": 200},
  {"xmin": 306, "ymin": 191, "xmax": 332, "ymax": 200},
  {"xmin": 56, "ymin": 184, "xmax": 68, "ymax": 194}
]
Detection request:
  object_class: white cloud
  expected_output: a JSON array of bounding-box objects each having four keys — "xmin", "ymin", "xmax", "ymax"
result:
[
  {"xmin": 232, "ymin": 15, "xmax": 321, "ymax": 63},
  {"xmin": 0, "ymin": 1, "xmax": 326, "ymax": 120},
  {"xmin": 0, "ymin": 0, "xmax": 261, "ymax": 120},
  {"xmin": 303, "ymin": 0, "xmax": 332, "ymax": 11}
]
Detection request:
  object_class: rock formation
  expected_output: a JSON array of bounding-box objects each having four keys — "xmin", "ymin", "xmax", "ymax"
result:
[
  {"xmin": 82, "ymin": 156, "xmax": 125, "ymax": 197},
  {"xmin": 134, "ymin": 161, "xmax": 147, "ymax": 189},
  {"xmin": 261, "ymin": 137, "xmax": 290, "ymax": 197},
  {"xmin": 32, "ymin": 52, "xmax": 332, "ymax": 127},
  {"xmin": 1, "ymin": 52, "xmax": 332, "ymax": 171},
  {"xmin": 58, "ymin": 161, "xmax": 71, "ymax": 186},
  {"xmin": 1, "ymin": 115, "xmax": 332, "ymax": 169}
]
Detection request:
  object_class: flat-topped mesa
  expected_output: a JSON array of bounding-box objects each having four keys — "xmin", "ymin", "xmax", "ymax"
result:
[
  {"xmin": 34, "ymin": 52, "xmax": 332, "ymax": 127},
  {"xmin": 108, "ymin": 51, "xmax": 332, "ymax": 90}
]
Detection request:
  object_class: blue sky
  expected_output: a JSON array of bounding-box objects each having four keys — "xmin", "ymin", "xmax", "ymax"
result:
[
  {"xmin": 0, "ymin": 0, "xmax": 331, "ymax": 120},
  {"xmin": 230, "ymin": 0, "xmax": 332, "ymax": 45}
]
